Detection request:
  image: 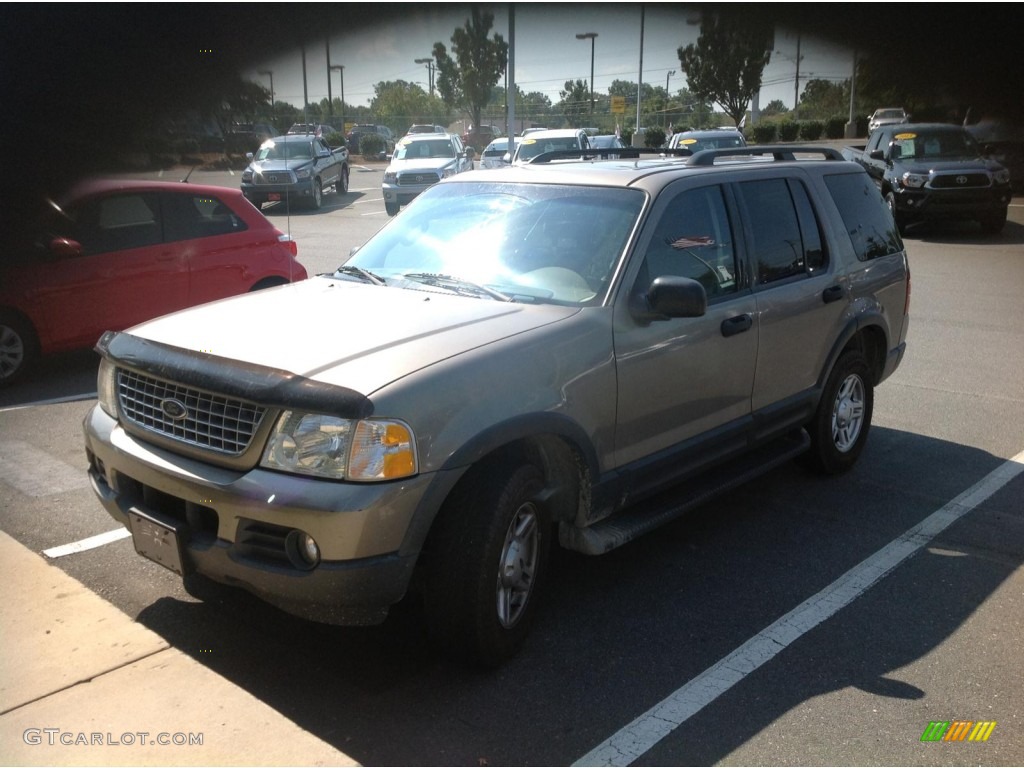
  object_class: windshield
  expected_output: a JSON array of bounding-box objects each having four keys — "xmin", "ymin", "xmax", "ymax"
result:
[
  {"xmin": 876, "ymin": 110, "xmax": 904, "ymax": 119},
  {"xmin": 515, "ymin": 136, "xmax": 583, "ymax": 161},
  {"xmin": 893, "ymin": 130, "xmax": 979, "ymax": 159},
  {"xmin": 338, "ymin": 182, "xmax": 645, "ymax": 306},
  {"xmin": 394, "ymin": 139, "xmax": 456, "ymax": 160},
  {"xmin": 256, "ymin": 140, "xmax": 313, "ymax": 160}
]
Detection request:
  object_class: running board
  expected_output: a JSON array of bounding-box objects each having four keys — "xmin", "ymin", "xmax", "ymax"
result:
[{"xmin": 561, "ymin": 430, "xmax": 811, "ymax": 555}]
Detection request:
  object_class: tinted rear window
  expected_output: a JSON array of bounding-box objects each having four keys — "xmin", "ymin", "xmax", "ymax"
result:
[{"xmin": 824, "ymin": 172, "xmax": 903, "ymax": 260}]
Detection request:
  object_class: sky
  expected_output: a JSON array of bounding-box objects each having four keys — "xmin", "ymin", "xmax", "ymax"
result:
[{"xmin": 241, "ymin": 3, "xmax": 854, "ymax": 122}]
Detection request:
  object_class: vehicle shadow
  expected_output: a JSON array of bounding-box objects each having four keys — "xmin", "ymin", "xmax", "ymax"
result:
[
  {"xmin": 0, "ymin": 348, "xmax": 99, "ymax": 409},
  {"xmin": 903, "ymin": 217, "xmax": 1024, "ymax": 246},
  {"xmin": 260, "ymin": 190, "xmax": 365, "ymax": 216},
  {"xmin": 130, "ymin": 427, "xmax": 1023, "ymax": 765}
]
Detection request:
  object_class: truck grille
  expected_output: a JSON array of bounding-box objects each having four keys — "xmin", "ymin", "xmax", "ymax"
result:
[
  {"xmin": 931, "ymin": 173, "xmax": 990, "ymax": 189},
  {"xmin": 256, "ymin": 170, "xmax": 295, "ymax": 185},
  {"xmin": 117, "ymin": 369, "xmax": 266, "ymax": 455},
  {"xmin": 398, "ymin": 172, "xmax": 440, "ymax": 186}
]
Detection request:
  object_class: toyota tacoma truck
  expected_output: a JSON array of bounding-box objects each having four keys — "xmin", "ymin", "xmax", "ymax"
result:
[
  {"xmin": 842, "ymin": 122, "xmax": 1011, "ymax": 233},
  {"xmin": 85, "ymin": 146, "xmax": 910, "ymax": 666},
  {"xmin": 241, "ymin": 134, "xmax": 349, "ymax": 210}
]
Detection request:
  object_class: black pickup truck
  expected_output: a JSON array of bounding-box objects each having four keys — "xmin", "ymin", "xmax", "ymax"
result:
[
  {"xmin": 841, "ymin": 123, "xmax": 1012, "ymax": 234},
  {"xmin": 241, "ymin": 134, "xmax": 350, "ymax": 210}
]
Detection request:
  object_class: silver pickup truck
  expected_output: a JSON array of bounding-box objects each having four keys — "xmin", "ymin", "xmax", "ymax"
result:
[{"xmin": 241, "ymin": 134, "xmax": 349, "ymax": 210}]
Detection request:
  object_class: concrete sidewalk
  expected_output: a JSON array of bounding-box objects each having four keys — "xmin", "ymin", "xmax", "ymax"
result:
[{"xmin": 0, "ymin": 530, "xmax": 358, "ymax": 766}]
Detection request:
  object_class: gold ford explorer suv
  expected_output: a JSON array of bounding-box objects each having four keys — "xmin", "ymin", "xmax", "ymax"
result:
[{"xmin": 84, "ymin": 146, "xmax": 909, "ymax": 667}]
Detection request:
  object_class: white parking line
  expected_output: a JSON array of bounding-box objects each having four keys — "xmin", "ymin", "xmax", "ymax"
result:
[
  {"xmin": 0, "ymin": 440, "xmax": 92, "ymax": 497},
  {"xmin": 574, "ymin": 448, "xmax": 1024, "ymax": 767},
  {"xmin": 0, "ymin": 392, "xmax": 97, "ymax": 413},
  {"xmin": 43, "ymin": 528, "xmax": 131, "ymax": 559}
]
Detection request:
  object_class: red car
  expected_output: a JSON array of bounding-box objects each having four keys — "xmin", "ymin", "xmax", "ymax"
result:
[{"xmin": 0, "ymin": 179, "xmax": 307, "ymax": 386}]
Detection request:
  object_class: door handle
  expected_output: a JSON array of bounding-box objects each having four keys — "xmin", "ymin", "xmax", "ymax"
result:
[
  {"xmin": 822, "ymin": 285, "xmax": 845, "ymax": 304},
  {"xmin": 721, "ymin": 314, "xmax": 752, "ymax": 337}
]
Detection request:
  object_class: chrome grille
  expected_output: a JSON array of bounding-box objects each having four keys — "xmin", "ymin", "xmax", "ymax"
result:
[
  {"xmin": 931, "ymin": 173, "xmax": 989, "ymax": 189},
  {"xmin": 117, "ymin": 370, "xmax": 266, "ymax": 455},
  {"xmin": 256, "ymin": 170, "xmax": 294, "ymax": 185},
  {"xmin": 398, "ymin": 172, "xmax": 440, "ymax": 186}
]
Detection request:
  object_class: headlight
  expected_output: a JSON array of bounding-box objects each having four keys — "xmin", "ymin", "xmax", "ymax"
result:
[
  {"xmin": 442, "ymin": 166, "xmax": 456, "ymax": 179},
  {"xmin": 901, "ymin": 172, "xmax": 927, "ymax": 189},
  {"xmin": 97, "ymin": 358, "xmax": 118, "ymax": 418},
  {"xmin": 294, "ymin": 168, "xmax": 312, "ymax": 180},
  {"xmin": 260, "ymin": 411, "xmax": 417, "ymax": 481},
  {"xmin": 241, "ymin": 170, "xmax": 253, "ymax": 182},
  {"xmin": 993, "ymin": 168, "xmax": 1011, "ymax": 185},
  {"xmin": 383, "ymin": 171, "xmax": 397, "ymax": 184}
]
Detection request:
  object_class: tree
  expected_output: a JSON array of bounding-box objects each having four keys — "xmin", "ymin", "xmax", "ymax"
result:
[
  {"xmin": 370, "ymin": 80, "xmax": 450, "ymax": 134},
  {"xmin": 558, "ymin": 79, "xmax": 591, "ymax": 128},
  {"xmin": 760, "ymin": 99, "xmax": 789, "ymax": 118},
  {"xmin": 432, "ymin": 8, "xmax": 508, "ymax": 131},
  {"xmin": 798, "ymin": 78, "xmax": 849, "ymax": 120},
  {"xmin": 677, "ymin": 12, "xmax": 773, "ymax": 128}
]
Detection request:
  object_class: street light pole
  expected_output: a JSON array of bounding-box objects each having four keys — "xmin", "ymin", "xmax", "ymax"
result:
[
  {"xmin": 414, "ymin": 58, "xmax": 435, "ymax": 97},
  {"xmin": 665, "ymin": 70, "xmax": 675, "ymax": 128},
  {"xmin": 575, "ymin": 32, "xmax": 598, "ymax": 119},
  {"xmin": 330, "ymin": 65, "xmax": 345, "ymax": 134}
]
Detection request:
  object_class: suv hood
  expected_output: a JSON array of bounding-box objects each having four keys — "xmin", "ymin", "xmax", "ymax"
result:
[
  {"xmin": 386, "ymin": 157, "xmax": 457, "ymax": 173},
  {"xmin": 248, "ymin": 158, "xmax": 312, "ymax": 172},
  {"xmin": 898, "ymin": 157, "xmax": 1004, "ymax": 174},
  {"xmin": 123, "ymin": 277, "xmax": 579, "ymax": 395}
]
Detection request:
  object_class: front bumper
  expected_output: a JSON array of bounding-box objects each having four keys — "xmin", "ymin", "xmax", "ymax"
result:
[
  {"xmin": 83, "ymin": 404, "xmax": 442, "ymax": 625},
  {"xmin": 241, "ymin": 180, "xmax": 314, "ymax": 202},
  {"xmin": 892, "ymin": 184, "xmax": 1011, "ymax": 220},
  {"xmin": 382, "ymin": 182, "xmax": 434, "ymax": 206}
]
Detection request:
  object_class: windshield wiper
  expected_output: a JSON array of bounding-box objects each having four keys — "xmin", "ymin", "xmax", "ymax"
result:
[
  {"xmin": 402, "ymin": 272, "xmax": 513, "ymax": 302},
  {"xmin": 335, "ymin": 265, "xmax": 387, "ymax": 285}
]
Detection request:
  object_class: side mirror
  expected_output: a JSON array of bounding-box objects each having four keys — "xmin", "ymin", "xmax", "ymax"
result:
[
  {"xmin": 246, "ymin": 152, "xmax": 254, "ymax": 161},
  {"xmin": 502, "ymin": 152, "xmax": 512, "ymax": 164},
  {"xmin": 630, "ymin": 276, "xmax": 707, "ymax": 324},
  {"xmin": 49, "ymin": 237, "xmax": 83, "ymax": 259}
]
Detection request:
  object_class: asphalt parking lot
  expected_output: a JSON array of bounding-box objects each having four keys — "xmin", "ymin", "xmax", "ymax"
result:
[{"xmin": 1, "ymin": 169, "xmax": 1022, "ymax": 766}]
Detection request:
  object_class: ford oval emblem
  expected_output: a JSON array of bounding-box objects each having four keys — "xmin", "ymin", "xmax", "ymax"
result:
[
  {"xmin": 956, "ymin": 175, "xmax": 968, "ymax": 185},
  {"xmin": 160, "ymin": 398, "xmax": 188, "ymax": 421}
]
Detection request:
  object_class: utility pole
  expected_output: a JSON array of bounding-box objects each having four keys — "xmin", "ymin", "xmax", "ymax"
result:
[
  {"xmin": 576, "ymin": 32, "xmax": 598, "ymax": 118},
  {"xmin": 331, "ymin": 65, "xmax": 345, "ymax": 133},
  {"xmin": 664, "ymin": 70, "xmax": 675, "ymax": 128}
]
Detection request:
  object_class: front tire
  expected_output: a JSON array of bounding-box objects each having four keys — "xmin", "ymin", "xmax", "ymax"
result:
[
  {"xmin": 422, "ymin": 459, "xmax": 550, "ymax": 667},
  {"xmin": 802, "ymin": 349, "xmax": 874, "ymax": 474},
  {"xmin": 884, "ymin": 191, "xmax": 907, "ymax": 235},
  {"xmin": 0, "ymin": 313, "xmax": 39, "ymax": 387},
  {"xmin": 385, "ymin": 201, "xmax": 400, "ymax": 216},
  {"xmin": 979, "ymin": 207, "xmax": 1007, "ymax": 234}
]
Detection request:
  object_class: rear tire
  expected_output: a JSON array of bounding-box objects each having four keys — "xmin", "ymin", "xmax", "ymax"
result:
[
  {"xmin": 309, "ymin": 178, "xmax": 323, "ymax": 210},
  {"xmin": 337, "ymin": 166, "xmax": 350, "ymax": 194},
  {"xmin": 422, "ymin": 458, "xmax": 550, "ymax": 667},
  {"xmin": 0, "ymin": 312, "xmax": 39, "ymax": 387},
  {"xmin": 802, "ymin": 349, "xmax": 874, "ymax": 474}
]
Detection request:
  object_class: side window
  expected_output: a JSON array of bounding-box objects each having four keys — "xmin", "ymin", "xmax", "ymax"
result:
[
  {"xmin": 736, "ymin": 178, "xmax": 810, "ymax": 284},
  {"xmin": 163, "ymin": 193, "xmax": 247, "ymax": 242},
  {"xmin": 69, "ymin": 193, "xmax": 161, "ymax": 255},
  {"xmin": 641, "ymin": 185, "xmax": 738, "ymax": 299},
  {"xmin": 824, "ymin": 172, "xmax": 903, "ymax": 260}
]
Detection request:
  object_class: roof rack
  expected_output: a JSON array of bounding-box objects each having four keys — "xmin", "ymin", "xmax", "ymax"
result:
[
  {"xmin": 526, "ymin": 147, "xmax": 693, "ymax": 164},
  {"xmin": 684, "ymin": 145, "xmax": 845, "ymax": 166}
]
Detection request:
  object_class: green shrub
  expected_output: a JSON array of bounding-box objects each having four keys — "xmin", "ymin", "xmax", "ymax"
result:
[
  {"xmin": 778, "ymin": 121, "xmax": 801, "ymax": 142},
  {"xmin": 644, "ymin": 127, "xmax": 666, "ymax": 148},
  {"xmin": 359, "ymin": 132, "xmax": 385, "ymax": 157},
  {"xmin": 825, "ymin": 117, "xmax": 847, "ymax": 139},
  {"xmin": 751, "ymin": 123, "xmax": 777, "ymax": 144},
  {"xmin": 324, "ymin": 131, "xmax": 346, "ymax": 148},
  {"xmin": 799, "ymin": 120, "xmax": 824, "ymax": 141}
]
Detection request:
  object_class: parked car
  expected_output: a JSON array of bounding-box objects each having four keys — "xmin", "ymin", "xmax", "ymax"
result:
[
  {"xmin": 666, "ymin": 129, "xmax": 747, "ymax": 152},
  {"xmin": 589, "ymin": 134, "xmax": 627, "ymax": 150},
  {"xmin": 287, "ymin": 123, "xmax": 334, "ymax": 137},
  {"xmin": 462, "ymin": 124, "xmax": 502, "ymax": 152},
  {"xmin": 83, "ymin": 146, "xmax": 909, "ymax": 666},
  {"xmin": 0, "ymin": 180, "xmax": 306, "ymax": 386},
  {"xmin": 381, "ymin": 133, "xmax": 475, "ymax": 215},
  {"xmin": 965, "ymin": 118, "xmax": 1024, "ymax": 193},
  {"xmin": 226, "ymin": 122, "xmax": 278, "ymax": 154},
  {"xmin": 241, "ymin": 134, "xmax": 350, "ymax": 211},
  {"xmin": 480, "ymin": 137, "xmax": 519, "ymax": 169},
  {"xmin": 509, "ymin": 128, "xmax": 591, "ymax": 164},
  {"xmin": 406, "ymin": 124, "xmax": 447, "ymax": 135},
  {"xmin": 867, "ymin": 108, "xmax": 909, "ymax": 134},
  {"xmin": 346, "ymin": 124, "xmax": 396, "ymax": 156}
]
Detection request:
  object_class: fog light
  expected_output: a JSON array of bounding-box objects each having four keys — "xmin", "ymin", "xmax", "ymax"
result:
[{"xmin": 286, "ymin": 530, "xmax": 320, "ymax": 570}]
